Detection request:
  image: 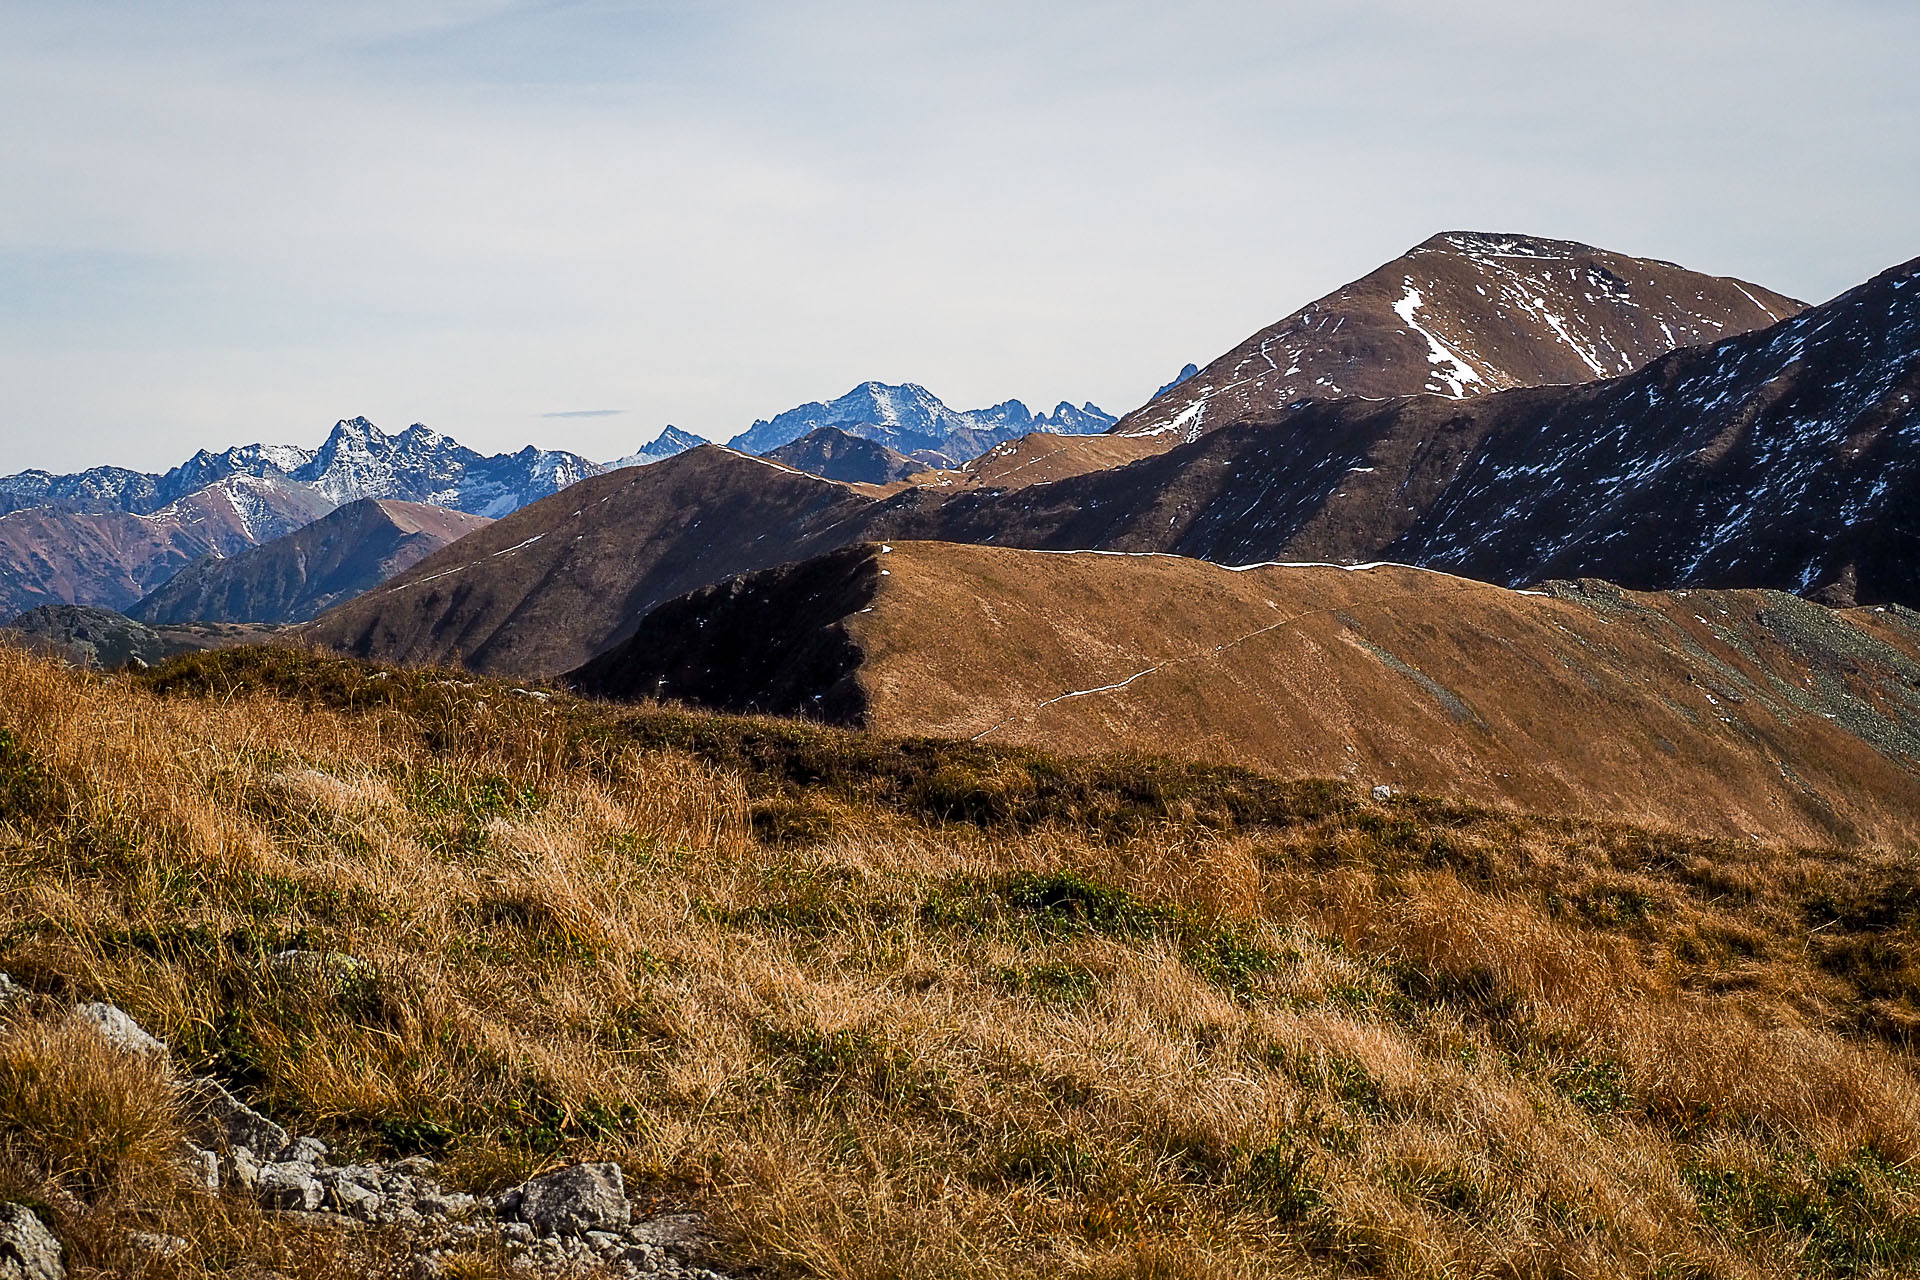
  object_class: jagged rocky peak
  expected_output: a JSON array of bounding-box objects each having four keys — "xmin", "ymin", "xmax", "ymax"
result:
[
  {"xmin": 1110, "ymin": 230, "xmax": 1805, "ymax": 441},
  {"xmin": 609, "ymin": 425, "xmax": 705, "ymax": 469},
  {"xmin": 726, "ymin": 381, "xmax": 1115, "ymax": 462}
]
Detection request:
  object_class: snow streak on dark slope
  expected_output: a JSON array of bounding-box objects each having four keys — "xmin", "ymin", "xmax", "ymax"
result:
[
  {"xmin": 726, "ymin": 381, "xmax": 1115, "ymax": 463},
  {"xmin": 1394, "ymin": 256, "xmax": 1920, "ymax": 603},
  {"xmin": 1110, "ymin": 232, "xmax": 1804, "ymax": 443},
  {"xmin": 864, "ymin": 256, "xmax": 1920, "ymax": 608}
]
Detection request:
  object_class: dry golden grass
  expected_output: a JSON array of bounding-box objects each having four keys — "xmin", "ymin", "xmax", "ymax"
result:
[{"xmin": 0, "ymin": 642, "xmax": 1917, "ymax": 1278}]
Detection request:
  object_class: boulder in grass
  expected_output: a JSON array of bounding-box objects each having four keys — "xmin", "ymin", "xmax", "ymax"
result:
[{"xmin": 514, "ymin": 1162, "xmax": 631, "ymax": 1237}]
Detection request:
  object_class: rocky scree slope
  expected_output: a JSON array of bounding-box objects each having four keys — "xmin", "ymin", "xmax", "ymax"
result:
[
  {"xmin": 128, "ymin": 498, "xmax": 493, "ymax": 625},
  {"xmin": 299, "ymin": 446, "xmax": 874, "ymax": 678},
  {"xmin": 572, "ymin": 541, "xmax": 1920, "ymax": 847},
  {"xmin": 1109, "ymin": 231, "xmax": 1803, "ymax": 443},
  {"xmin": 865, "ymin": 254, "xmax": 1920, "ymax": 609}
]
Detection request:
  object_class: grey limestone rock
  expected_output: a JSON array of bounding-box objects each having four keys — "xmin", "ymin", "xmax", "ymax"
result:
[
  {"xmin": 256, "ymin": 1162, "xmax": 324, "ymax": 1211},
  {"xmin": 0, "ymin": 1204, "xmax": 63, "ymax": 1280},
  {"xmin": 74, "ymin": 1002, "xmax": 167, "ymax": 1058},
  {"xmin": 514, "ymin": 1162, "xmax": 631, "ymax": 1237},
  {"xmin": 179, "ymin": 1076, "xmax": 290, "ymax": 1157}
]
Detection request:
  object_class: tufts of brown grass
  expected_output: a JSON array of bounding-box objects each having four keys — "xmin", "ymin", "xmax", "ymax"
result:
[
  {"xmin": 0, "ymin": 1010, "xmax": 181, "ymax": 1195},
  {"xmin": 0, "ymin": 642, "xmax": 1917, "ymax": 1278}
]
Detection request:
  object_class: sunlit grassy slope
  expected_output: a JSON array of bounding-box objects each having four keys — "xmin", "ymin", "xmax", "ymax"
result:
[{"xmin": 1, "ymin": 642, "xmax": 1917, "ymax": 1278}]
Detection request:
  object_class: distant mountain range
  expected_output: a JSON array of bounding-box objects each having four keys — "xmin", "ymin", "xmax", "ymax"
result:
[
  {"xmin": 292, "ymin": 233, "xmax": 1920, "ymax": 688},
  {"xmin": 608, "ymin": 425, "xmax": 707, "ymax": 470},
  {"xmin": 0, "ymin": 382, "xmax": 1109, "ymax": 619},
  {"xmin": 0, "ymin": 416, "xmax": 601, "ymax": 522},
  {"xmin": 725, "ymin": 381, "xmax": 1115, "ymax": 462},
  {"xmin": 129, "ymin": 498, "xmax": 493, "ymax": 625}
]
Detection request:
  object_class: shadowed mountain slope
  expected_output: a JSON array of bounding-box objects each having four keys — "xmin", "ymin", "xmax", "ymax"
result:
[
  {"xmin": 766, "ymin": 427, "xmax": 931, "ymax": 485},
  {"xmin": 299, "ymin": 446, "xmax": 874, "ymax": 678},
  {"xmin": 129, "ymin": 499, "xmax": 493, "ymax": 625},
  {"xmin": 571, "ymin": 541, "xmax": 1920, "ymax": 847},
  {"xmin": 869, "ymin": 255, "xmax": 1920, "ymax": 608},
  {"xmin": 1110, "ymin": 232, "xmax": 1803, "ymax": 443}
]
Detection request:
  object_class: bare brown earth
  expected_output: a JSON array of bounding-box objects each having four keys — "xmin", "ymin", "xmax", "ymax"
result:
[
  {"xmin": 300, "ymin": 446, "xmax": 872, "ymax": 678},
  {"xmin": 129, "ymin": 498, "xmax": 493, "ymax": 625},
  {"xmin": 573, "ymin": 541, "xmax": 1920, "ymax": 847},
  {"xmin": 1109, "ymin": 231, "xmax": 1803, "ymax": 444}
]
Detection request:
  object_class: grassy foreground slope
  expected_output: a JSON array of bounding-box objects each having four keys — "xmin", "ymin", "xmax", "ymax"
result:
[{"xmin": 1, "ymin": 642, "xmax": 1918, "ymax": 1278}]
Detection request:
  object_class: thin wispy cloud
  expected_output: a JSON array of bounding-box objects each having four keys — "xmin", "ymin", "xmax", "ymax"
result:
[
  {"xmin": 1, "ymin": 1, "xmax": 1915, "ymax": 472},
  {"xmin": 540, "ymin": 409, "xmax": 626, "ymax": 419}
]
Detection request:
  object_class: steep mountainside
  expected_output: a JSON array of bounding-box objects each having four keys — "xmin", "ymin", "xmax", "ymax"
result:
[
  {"xmin": 766, "ymin": 428, "xmax": 931, "ymax": 485},
  {"xmin": 726, "ymin": 381, "xmax": 1114, "ymax": 462},
  {"xmin": 0, "ymin": 477, "xmax": 336, "ymax": 616},
  {"xmin": 299, "ymin": 447, "xmax": 874, "ymax": 677},
  {"xmin": 872, "ymin": 254, "xmax": 1919, "ymax": 607},
  {"xmin": 572, "ymin": 542, "xmax": 1920, "ymax": 846},
  {"xmin": 1110, "ymin": 232, "xmax": 1802, "ymax": 442},
  {"xmin": 129, "ymin": 499, "xmax": 493, "ymax": 625},
  {"xmin": 0, "ymin": 418, "xmax": 600, "ymax": 521}
]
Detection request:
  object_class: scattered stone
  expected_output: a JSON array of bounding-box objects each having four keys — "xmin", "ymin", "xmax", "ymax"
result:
[
  {"xmin": 179, "ymin": 1076, "xmax": 290, "ymax": 1157},
  {"xmin": 1371, "ymin": 784, "xmax": 1394, "ymax": 801},
  {"xmin": 177, "ymin": 1142, "xmax": 221, "ymax": 1191},
  {"xmin": 514, "ymin": 1162, "xmax": 631, "ymax": 1237},
  {"xmin": 0, "ymin": 974, "xmax": 24, "ymax": 1005},
  {"xmin": 256, "ymin": 1162, "xmax": 324, "ymax": 1212},
  {"xmin": 284, "ymin": 1135, "xmax": 329, "ymax": 1164},
  {"xmin": 74, "ymin": 1002, "xmax": 167, "ymax": 1058},
  {"xmin": 0, "ymin": 1203, "xmax": 63, "ymax": 1280},
  {"xmin": 226, "ymin": 1146, "xmax": 263, "ymax": 1193}
]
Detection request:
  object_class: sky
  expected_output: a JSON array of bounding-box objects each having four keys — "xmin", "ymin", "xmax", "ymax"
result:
[{"xmin": 2, "ymin": 0, "xmax": 1917, "ymax": 474}]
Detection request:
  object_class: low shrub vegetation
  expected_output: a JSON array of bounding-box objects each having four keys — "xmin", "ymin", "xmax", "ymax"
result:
[{"xmin": 0, "ymin": 641, "xmax": 1915, "ymax": 1277}]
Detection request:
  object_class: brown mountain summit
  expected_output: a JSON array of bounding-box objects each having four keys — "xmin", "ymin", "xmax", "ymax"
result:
[
  {"xmin": 299, "ymin": 446, "xmax": 871, "ymax": 677},
  {"xmin": 1108, "ymin": 231, "xmax": 1803, "ymax": 442}
]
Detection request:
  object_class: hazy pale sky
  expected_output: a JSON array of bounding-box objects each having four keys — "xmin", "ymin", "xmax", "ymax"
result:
[{"xmin": 3, "ymin": 0, "xmax": 1916, "ymax": 473}]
